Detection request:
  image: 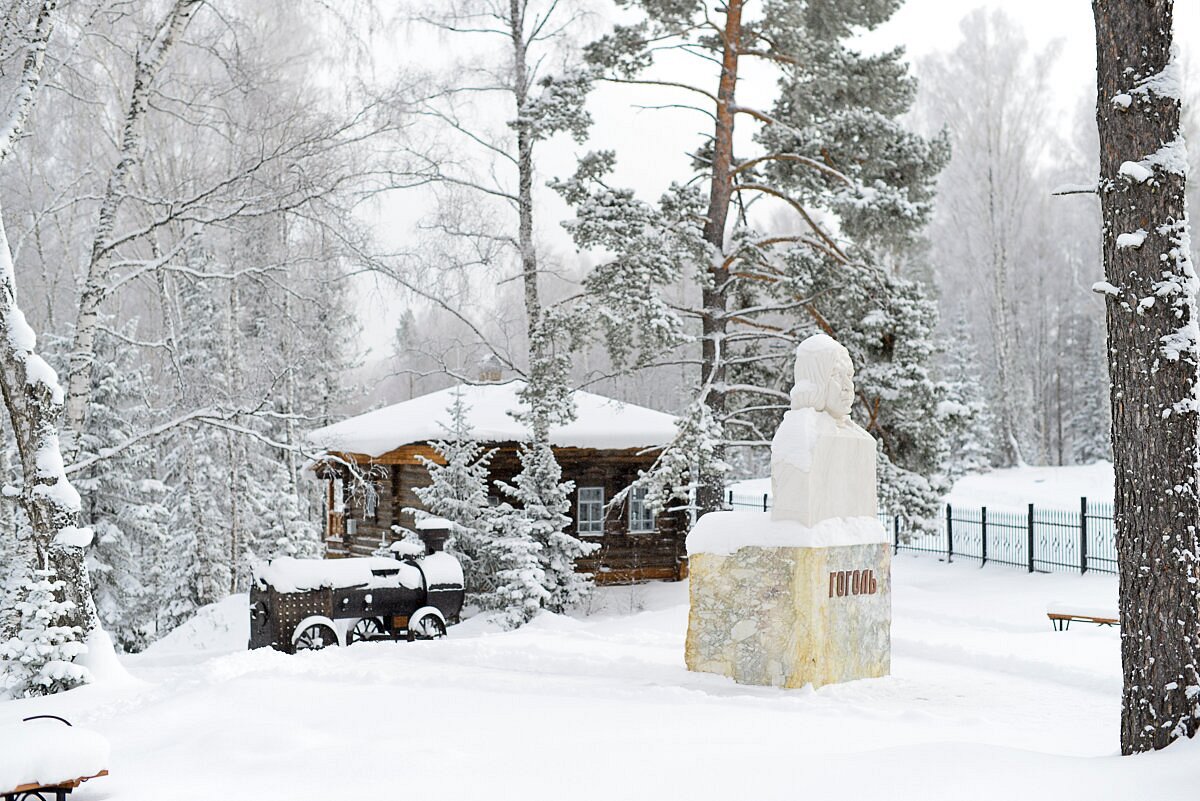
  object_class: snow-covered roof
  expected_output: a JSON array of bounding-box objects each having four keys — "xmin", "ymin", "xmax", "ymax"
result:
[{"xmin": 308, "ymin": 381, "xmax": 678, "ymax": 457}]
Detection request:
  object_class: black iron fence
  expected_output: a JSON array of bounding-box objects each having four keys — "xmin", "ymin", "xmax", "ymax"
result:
[{"xmin": 726, "ymin": 490, "xmax": 1116, "ymax": 576}]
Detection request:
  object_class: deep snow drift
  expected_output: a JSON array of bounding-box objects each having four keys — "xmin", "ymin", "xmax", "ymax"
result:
[{"xmin": 3, "ymin": 553, "xmax": 1197, "ymax": 800}]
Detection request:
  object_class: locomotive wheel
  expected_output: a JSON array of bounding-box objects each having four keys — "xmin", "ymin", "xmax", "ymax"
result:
[
  {"xmin": 347, "ymin": 616, "xmax": 385, "ymax": 644},
  {"xmin": 410, "ymin": 612, "xmax": 447, "ymax": 641},
  {"xmin": 293, "ymin": 623, "xmax": 337, "ymax": 652}
]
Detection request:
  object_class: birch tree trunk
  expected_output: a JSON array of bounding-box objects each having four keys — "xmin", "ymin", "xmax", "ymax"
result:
[
  {"xmin": 508, "ymin": 0, "xmax": 546, "ymax": 438},
  {"xmin": 0, "ymin": 0, "xmax": 97, "ymax": 636},
  {"xmin": 62, "ymin": 0, "xmax": 202, "ymax": 460},
  {"xmin": 0, "ymin": 210, "xmax": 94, "ymax": 632},
  {"xmin": 1093, "ymin": 0, "xmax": 1200, "ymax": 754}
]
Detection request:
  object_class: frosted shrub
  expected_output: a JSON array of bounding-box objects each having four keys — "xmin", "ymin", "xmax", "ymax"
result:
[{"xmin": 0, "ymin": 568, "xmax": 92, "ymax": 698}]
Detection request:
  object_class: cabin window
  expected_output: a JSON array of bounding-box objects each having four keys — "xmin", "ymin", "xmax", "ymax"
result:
[
  {"xmin": 332, "ymin": 477, "xmax": 345, "ymax": 513},
  {"xmin": 577, "ymin": 487, "xmax": 604, "ymax": 535},
  {"xmin": 364, "ymin": 482, "xmax": 379, "ymax": 521},
  {"xmin": 628, "ymin": 486, "xmax": 655, "ymax": 533}
]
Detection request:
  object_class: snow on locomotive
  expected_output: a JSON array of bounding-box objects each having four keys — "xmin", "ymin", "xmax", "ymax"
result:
[{"xmin": 248, "ymin": 522, "xmax": 465, "ymax": 652}]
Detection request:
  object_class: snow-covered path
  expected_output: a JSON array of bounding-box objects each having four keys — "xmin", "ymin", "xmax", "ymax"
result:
[{"xmin": 6, "ymin": 555, "xmax": 1197, "ymax": 800}]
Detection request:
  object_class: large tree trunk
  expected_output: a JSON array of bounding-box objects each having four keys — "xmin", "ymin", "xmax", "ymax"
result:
[
  {"xmin": 695, "ymin": 0, "xmax": 743, "ymax": 515},
  {"xmin": 1093, "ymin": 0, "xmax": 1200, "ymax": 754},
  {"xmin": 0, "ymin": 1, "xmax": 95, "ymax": 637},
  {"xmin": 0, "ymin": 210, "xmax": 95, "ymax": 633}
]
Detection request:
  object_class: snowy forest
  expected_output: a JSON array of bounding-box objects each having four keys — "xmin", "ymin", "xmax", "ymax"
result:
[
  {"xmin": 4, "ymin": 0, "xmax": 1200, "ymax": 793},
  {"xmin": 0, "ymin": 0, "xmax": 1196, "ymax": 716}
]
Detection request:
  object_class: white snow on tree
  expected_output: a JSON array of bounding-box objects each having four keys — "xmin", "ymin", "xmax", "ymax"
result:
[
  {"xmin": 411, "ymin": 386, "xmax": 499, "ymax": 603},
  {"xmin": 935, "ymin": 318, "xmax": 997, "ymax": 482},
  {"xmin": 246, "ymin": 457, "xmax": 323, "ymax": 562},
  {"xmin": 493, "ymin": 439, "xmax": 596, "ymax": 617},
  {"xmin": 488, "ymin": 352, "xmax": 597, "ymax": 618},
  {"xmin": 71, "ymin": 317, "xmax": 171, "ymax": 652},
  {"xmin": 563, "ymin": 0, "xmax": 950, "ymax": 522},
  {"xmin": 0, "ymin": 568, "xmax": 91, "ymax": 698},
  {"xmin": 484, "ymin": 518, "xmax": 548, "ymax": 630},
  {"xmin": 637, "ymin": 397, "xmax": 727, "ymax": 519}
]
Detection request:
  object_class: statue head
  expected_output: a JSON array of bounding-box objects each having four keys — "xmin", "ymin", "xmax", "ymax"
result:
[{"xmin": 790, "ymin": 334, "xmax": 855, "ymax": 422}]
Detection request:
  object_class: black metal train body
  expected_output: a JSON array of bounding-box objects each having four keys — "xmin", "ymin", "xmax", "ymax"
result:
[{"xmin": 249, "ymin": 531, "xmax": 465, "ymax": 653}]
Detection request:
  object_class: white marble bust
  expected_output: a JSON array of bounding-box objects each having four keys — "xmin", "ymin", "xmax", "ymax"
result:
[{"xmin": 770, "ymin": 334, "xmax": 877, "ymax": 526}]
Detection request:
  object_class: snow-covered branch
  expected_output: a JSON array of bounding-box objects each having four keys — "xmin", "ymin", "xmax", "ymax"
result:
[{"xmin": 0, "ymin": 0, "xmax": 54, "ymax": 165}]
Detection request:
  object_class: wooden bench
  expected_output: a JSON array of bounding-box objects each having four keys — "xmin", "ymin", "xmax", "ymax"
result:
[
  {"xmin": 2, "ymin": 716, "xmax": 109, "ymax": 801},
  {"xmin": 4, "ymin": 770, "xmax": 109, "ymax": 801},
  {"xmin": 1046, "ymin": 604, "xmax": 1119, "ymax": 630}
]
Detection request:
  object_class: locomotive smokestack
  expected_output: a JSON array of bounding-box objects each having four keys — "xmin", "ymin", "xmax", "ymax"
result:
[{"xmin": 415, "ymin": 517, "xmax": 452, "ymax": 555}]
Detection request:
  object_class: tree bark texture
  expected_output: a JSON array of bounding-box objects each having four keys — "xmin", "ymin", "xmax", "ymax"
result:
[
  {"xmin": 696, "ymin": 0, "xmax": 743, "ymax": 515},
  {"xmin": 1093, "ymin": 0, "xmax": 1200, "ymax": 754},
  {"xmin": 507, "ymin": 0, "xmax": 552, "ymax": 442},
  {"xmin": 0, "ymin": 211, "xmax": 94, "ymax": 633},
  {"xmin": 0, "ymin": 1, "xmax": 95, "ymax": 634}
]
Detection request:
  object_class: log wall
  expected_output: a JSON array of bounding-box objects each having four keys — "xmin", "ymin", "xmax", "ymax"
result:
[{"xmin": 321, "ymin": 442, "xmax": 688, "ymax": 582}]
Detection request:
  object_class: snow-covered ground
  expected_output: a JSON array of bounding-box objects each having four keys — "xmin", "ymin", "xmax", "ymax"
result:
[
  {"xmin": 945, "ymin": 462, "xmax": 1113, "ymax": 510},
  {"xmin": 731, "ymin": 461, "xmax": 1116, "ymax": 512},
  {"xmin": 5, "ymin": 554, "xmax": 1198, "ymax": 800}
]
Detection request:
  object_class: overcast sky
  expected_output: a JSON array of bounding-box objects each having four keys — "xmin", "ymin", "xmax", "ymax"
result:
[{"xmin": 353, "ymin": 0, "xmax": 1200, "ymax": 359}]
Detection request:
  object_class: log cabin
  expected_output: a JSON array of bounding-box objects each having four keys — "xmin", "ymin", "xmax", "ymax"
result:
[{"xmin": 308, "ymin": 381, "xmax": 689, "ymax": 584}]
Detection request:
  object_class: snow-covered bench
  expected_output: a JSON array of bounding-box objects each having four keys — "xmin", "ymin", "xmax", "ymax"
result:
[
  {"xmin": 1, "ymin": 716, "xmax": 109, "ymax": 801},
  {"xmin": 1046, "ymin": 604, "xmax": 1119, "ymax": 631}
]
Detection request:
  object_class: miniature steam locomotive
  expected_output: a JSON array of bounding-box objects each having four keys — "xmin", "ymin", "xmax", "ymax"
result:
[{"xmin": 248, "ymin": 525, "xmax": 465, "ymax": 653}]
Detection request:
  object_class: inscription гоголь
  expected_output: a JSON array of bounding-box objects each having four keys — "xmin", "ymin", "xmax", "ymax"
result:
[{"xmin": 828, "ymin": 569, "xmax": 878, "ymax": 598}]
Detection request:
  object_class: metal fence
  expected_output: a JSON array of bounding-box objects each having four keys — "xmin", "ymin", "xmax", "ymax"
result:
[{"xmin": 726, "ymin": 490, "xmax": 1117, "ymax": 575}]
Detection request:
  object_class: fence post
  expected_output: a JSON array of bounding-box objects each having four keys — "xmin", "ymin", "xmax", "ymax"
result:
[
  {"xmin": 980, "ymin": 506, "xmax": 988, "ymax": 567},
  {"xmin": 946, "ymin": 504, "xmax": 954, "ymax": 563},
  {"xmin": 763, "ymin": 493, "xmax": 769, "ymax": 512},
  {"xmin": 1080, "ymin": 496, "xmax": 1088, "ymax": 574},
  {"xmin": 893, "ymin": 515, "xmax": 900, "ymax": 555},
  {"xmin": 1027, "ymin": 503, "xmax": 1035, "ymax": 573},
  {"xmin": 728, "ymin": 489, "xmax": 733, "ymax": 507}
]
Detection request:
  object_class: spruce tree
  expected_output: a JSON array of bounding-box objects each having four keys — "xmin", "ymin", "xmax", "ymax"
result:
[
  {"xmin": 0, "ymin": 568, "xmax": 92, "ymax": 698},
  {"xmin": 494, "ymin": 439, "xmax": 596, "ymax": 615},
  {"xmin": 75, "ymin": 320, "xmax": 170, "ymax": 651},
  {"xmin": 563, "ymin": 0, "xmax": 949, "ymax": 519},
  {"xmin": 412, "ymin": 387, "xmax": 499, "ymax": 601},
  {"xmin": 936, "ymin": 317, "xmax": 997, "ymax": 482},
  {"xmin": 484, "ymin": 519, "xmax": 548, "ymax": 630}
]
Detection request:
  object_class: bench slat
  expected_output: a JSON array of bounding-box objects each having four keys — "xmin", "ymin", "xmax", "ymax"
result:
[
  {"xmin": 1047, "ymin": 612, "xmax": 1118, "ymax": 624},
  {"xmin": 8, "ymin": 769, "xmax": 108, "ymax": 794}
]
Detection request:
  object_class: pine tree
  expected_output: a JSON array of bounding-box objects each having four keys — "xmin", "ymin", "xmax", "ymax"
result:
[
  {"xmin": 243, "ymin": 456, "xmax": 322, "ymax": 562},
  {"xmin": 0, "ymin": 568, "xmax": 92, "ymax": 699},
  {"xmin": 936, "ymin": 318, "xmax": 996, "ymax": 481},
  {"xmin": 483, "ymin": 521, "xmax": 548, "ymax": 630},
  {"xmin": 494, "ymin": 440, "xmax": 596, "ymax": 615},
  {"xmin": 73, "ymin": 319, "xmax": 170, "ymax": 652},
  {"xmin": 412, "ymin": 387, "xmax": 499, "ymax": 601},
  {"xmin": 1067, "ymin": 316, "xmax": 1112, "ymax": 465},
  {"xmin": 564, "ymin": 0, "xmax": 948, "ymax": 520}
]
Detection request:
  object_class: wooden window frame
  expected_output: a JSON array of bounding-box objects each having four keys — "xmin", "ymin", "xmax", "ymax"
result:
[
  {"xmin": 577, "ymin": 486, "xmax": 605, "ymax": 536},
  {"xmin": 628, "ymin": 485, "xmax": 656, "ymax": 534}
]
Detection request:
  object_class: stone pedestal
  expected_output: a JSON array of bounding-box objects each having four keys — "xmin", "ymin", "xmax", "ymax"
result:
[
  {"xmin": 684, "ymin": 333, "xmax": 891, "ymax": 689},
  {"xmin": 685, "ymin": 542, "xmax": 890, "ymax": 688}
]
